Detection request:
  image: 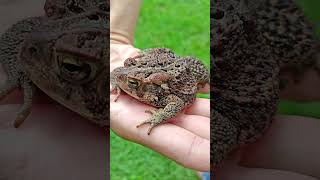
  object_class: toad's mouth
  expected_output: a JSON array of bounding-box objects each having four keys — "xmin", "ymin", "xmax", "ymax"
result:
[{"xmin": 118, "ymin": 86, "xmax": 141, "ymax": 100}]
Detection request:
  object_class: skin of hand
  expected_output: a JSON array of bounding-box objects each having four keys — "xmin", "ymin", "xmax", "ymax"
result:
[
  {"xmin": 0, "ymin": 1, "xmax": 108, "ymax": 179},
  {"xmin": 214, "ymin": 71, "xmax": 320, "ymax": 179},
  {"xmin": 215, "ymin": 115, "xmax": 320, "ymax": 180}
]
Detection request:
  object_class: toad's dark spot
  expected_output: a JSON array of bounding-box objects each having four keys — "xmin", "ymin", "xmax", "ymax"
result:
[{"xmin": 87, "ymin": 15, "xmax": 100, "ymax": 20}]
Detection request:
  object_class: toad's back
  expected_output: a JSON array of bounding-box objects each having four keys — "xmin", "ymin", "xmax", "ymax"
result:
[
  {"xmin": 110, "ymin": 48, "xmax": 209, "ymax": 134},
  {"xmin": 111, "ymin": 48, "xmax": 209, "ymax": 107}
]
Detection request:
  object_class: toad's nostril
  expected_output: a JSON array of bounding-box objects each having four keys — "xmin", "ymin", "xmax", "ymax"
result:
[{"xmin": 29, "ymin": 46, "xmax": 38, "ymax": 55}]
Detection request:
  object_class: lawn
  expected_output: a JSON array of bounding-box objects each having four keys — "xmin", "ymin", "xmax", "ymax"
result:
[{"xmin": 110, "ymin": 0, "xmax": 210, "ymax": 179}]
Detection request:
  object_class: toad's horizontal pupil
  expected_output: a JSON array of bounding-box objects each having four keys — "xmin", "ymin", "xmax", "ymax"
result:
[
  {"xmin": 128, "ymin": 80, "xmax": 139, "ymax": 87},
  {"xmin": 62, "ymin": 63, "xmax": 82, "ymax": 72}
]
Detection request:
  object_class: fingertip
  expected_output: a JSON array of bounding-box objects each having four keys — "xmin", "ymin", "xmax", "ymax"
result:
[
  {"xmin": 185, "ymin": 98, "xmax": 210, "ymax": 118},
  {"xmin": 198, "ymin": 84, "xmax": 210, "ymax": 94}
]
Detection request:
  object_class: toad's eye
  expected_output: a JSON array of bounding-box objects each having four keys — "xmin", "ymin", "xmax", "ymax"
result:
[
  {"xmin": 127, "ymin": 79, "xmax": 140, "ymax": 88},
  {"xmin": 56, "ymin": 55, "xmax": 98, "ymax": 84}
]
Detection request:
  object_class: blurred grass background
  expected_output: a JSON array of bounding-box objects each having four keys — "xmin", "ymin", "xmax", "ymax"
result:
[{"xmin": 110, "ymin": 0, "xmax": 210, "ymax": 179}]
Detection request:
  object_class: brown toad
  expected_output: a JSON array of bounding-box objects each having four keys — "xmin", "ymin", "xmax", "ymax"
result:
[
  {"xmin": 0, "ymin": 10, "xmax": 109, "ymax": 127},
  {"xmin": 211, "ymin": 0, "xmax": 320, "ymax": 170},
  {"xmin": 19, "ymin": 25, "xmax": 109, "ymax": 126},
  {"xmin": 111, "ymin": 48, "xmax": 209, "ymax": 134}
]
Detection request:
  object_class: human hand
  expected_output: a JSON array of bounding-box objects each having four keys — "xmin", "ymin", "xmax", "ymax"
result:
[
  {"xmin": 0, "ymin": 92, "xmax": 108, "ymax": 180},
  {"xmin": 214, "ymin": 115, "xmax": 320, "ymax": 180},
  {"xmin": 280, "ymin": 69, "xmax": 320, "ymax": 101},
  {"xmin": 214, "ymin": 72, "xmax": 320, "ymax": 179}
]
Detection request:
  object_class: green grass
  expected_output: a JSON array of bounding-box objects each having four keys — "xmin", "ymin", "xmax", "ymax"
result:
[
  {"xmin": 110, "ymin": 0, "xmax": 210, "ymax": 179},
  {"xmin": 278, "ymin": 101, "xmax": 320, "ymax": 118},
  {"xmin": 295, "ymin": 0, "xmax": 320, "ymax": 36}
]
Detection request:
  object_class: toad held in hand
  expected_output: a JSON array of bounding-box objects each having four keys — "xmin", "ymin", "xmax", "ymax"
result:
[{"xmin": 111, "ymin": 48, "xmax": 209, "ymax": 134}]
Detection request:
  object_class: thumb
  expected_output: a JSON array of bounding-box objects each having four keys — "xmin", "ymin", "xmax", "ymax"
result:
[{"xmin": 198, "ymin": 83, "xmax": 210, "ymax": 94}]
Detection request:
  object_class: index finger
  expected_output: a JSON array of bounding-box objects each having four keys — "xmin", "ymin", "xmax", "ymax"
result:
[
  {"xmin": 110, "ymin": 94, "xmax": 210, "ymax": 171},
  {"xmin": 198, "ymin": 83, "xmax": 210, "ymax": 94},
  {"xmin": 185, "ymin": 98, "xmax": 210, "ymax": 118}
]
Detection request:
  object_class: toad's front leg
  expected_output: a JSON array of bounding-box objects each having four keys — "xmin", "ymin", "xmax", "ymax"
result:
[
  {"xmin": 136, "ymin": 95, "xmax": 184, "ymax": 135},
  {"xmin": 0, "ymin": 74, "xmax": 34, "ymax": 128},
  {"xmin": 14, "ymin": 79, "xmax": 34, "ymax": 128}
]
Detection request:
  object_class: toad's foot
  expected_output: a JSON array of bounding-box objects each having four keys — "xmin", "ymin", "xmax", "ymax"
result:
[
  {"xmin": 0, "ymin": 77, "xmax": 34, "ymax": 128},
  {"xmin": 136, "ymin": 95, "xmax": 184, "ymax": 135},
  {"xmin": 111, "ymin": 86, "xmax": 121, "ymax": 102},
  {"xmin": 136, "ymin": 108, "xmax": 166, "ymax": 135},
  {"xmin": 13, "ymin": 80, "xmax": 34, "ymax": 128}
]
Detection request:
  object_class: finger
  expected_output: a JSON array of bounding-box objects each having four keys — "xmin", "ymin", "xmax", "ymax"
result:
[
  {"xmin": 198, "ymin": 83, "xmax": 210, "ymax": 94},
  {"xmin": 0, "ymin": 64, "xmax": 55, "ymax": 104},
  {"xmin": 216, "ymin": 150, "xmax": 315, "ymax": 180},
  {"xmin": 0, "ymin": 64, "xmax": 24, "ymax": 104},
  {"xmin": 110, "ymin": 44, "xmax": 140, "ymax": 71},
  {"xmin": 0, "ymin": 64, "xmax": 8, "ymax": 84},
  {"xmin": 0, "ymin": 128, "xmax": 28, "ymax": 178},
  {"xmin": 171, "ymin": 114, "xmax": 210, "ymax": 139},
  {"xmin": 110, "ymin": 93, "xmax": 210, "ymax": 137},
  {"xmin": 0, "ymin": 104, "xmax": 108, "ymax": 179},
  {"xmin": 110, "ymin": 94, "xmax": 210, "ymax": 171},
  {"xmin": 240, "ymin": 115, "xmax": 320, "ymax": 178},
  {"xmin": 135, "ymin": 125, "xmax": 210, "ymax": 171},
  {"xmin": 280, "ymin": 69, "xmax": 320, "ymax": 101},
  {"xmin": 0, "ymin": 64, "xmax": 22, "ymax": 103},
  {"xmin": 185, "ymin": 98, "xmax": 210, "ymax": 118},
  {"xmin": 215, "ymin": 165, "xmax": 318, "ymax": 180}
]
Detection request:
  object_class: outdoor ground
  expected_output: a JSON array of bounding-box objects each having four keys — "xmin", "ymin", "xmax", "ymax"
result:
[{"xmin": 110, "ymin": 0, "xmax": 320, "ymax": 179}]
